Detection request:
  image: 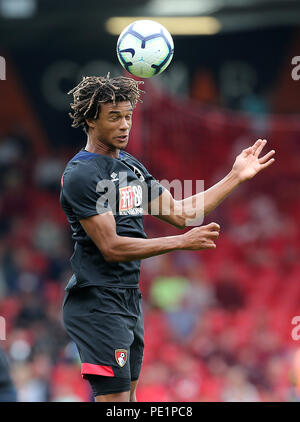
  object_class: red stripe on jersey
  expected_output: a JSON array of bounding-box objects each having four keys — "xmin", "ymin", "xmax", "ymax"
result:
[{"xmin": 81, "ymin": 362, "xmax": 114, "ymax": 377}]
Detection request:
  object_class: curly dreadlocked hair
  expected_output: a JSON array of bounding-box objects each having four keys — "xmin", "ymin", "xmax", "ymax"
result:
[{"xmin": 68, "ymin": 73, "xmax": 144, "ymax": 134}]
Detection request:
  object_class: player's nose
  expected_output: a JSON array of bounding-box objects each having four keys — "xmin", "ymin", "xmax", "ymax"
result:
[{"xmin": 119, "ymin": 117, "xmax": 131, "ymax": 130}]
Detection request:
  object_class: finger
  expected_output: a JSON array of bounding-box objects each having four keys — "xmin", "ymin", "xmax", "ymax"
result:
[
  {"xmin": 259, "ymin": 157, "xmax": 275, "ymax": 170},
  {"xmin": 204, "ymin": 242, "xmax": 216, "ymax": 250},
  {"xmin": 254, "ymin": 139, "xmax": 267, "ymax": 157},
  {"xmin": 206, "ymin": 222, "xmax": 221, "ymax": 231},
  {"xmin": 207, "ymin": 231, "xmax": 220, "ymax": 240},
  {"xmin": 251, "ymin": 139, "xmax": 263, "ymax": 154},
  {"xmin": 258, "ymin": 149, "xmax": 275, "ymax": 164}
]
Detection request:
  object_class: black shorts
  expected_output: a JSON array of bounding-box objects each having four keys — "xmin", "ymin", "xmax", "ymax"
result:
[{"xmin": 62, "ymin": 286, "xmax": 144, "ymax": 391}]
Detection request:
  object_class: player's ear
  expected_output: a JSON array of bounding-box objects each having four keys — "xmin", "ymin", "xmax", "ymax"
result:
[{"xmin": 85, "ymin": 118, "xmax": 96, "ymax": 129}]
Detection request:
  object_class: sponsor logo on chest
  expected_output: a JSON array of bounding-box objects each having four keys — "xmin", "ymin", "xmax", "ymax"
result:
[{"xmin": 119, "ymin": 185, "xmax": 143, "ymax": 214}]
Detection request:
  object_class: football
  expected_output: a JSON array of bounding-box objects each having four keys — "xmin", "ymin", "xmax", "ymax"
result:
[{"xmin": 116, "ymin": 20, "xmax": 174, "ymax": 78}]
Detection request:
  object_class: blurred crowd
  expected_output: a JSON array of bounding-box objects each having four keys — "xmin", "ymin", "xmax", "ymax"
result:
[{"xmin": 0, "ymin": 122, "xmax": 300, "ymax": 402}]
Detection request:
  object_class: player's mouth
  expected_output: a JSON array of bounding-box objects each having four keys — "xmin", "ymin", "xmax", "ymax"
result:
[{"xmin": 115, "ymin": 135, "xmax": 128, "ymax": 142}]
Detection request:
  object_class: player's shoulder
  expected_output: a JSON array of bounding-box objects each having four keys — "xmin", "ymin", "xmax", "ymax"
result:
[
  {"xmin": 65, "ymin": 150, "xmax": 113, "ymax": 176},
  {"xmin": 62, "ymin": 150, "xmax": 111, "ymax": 189},
  {"xmin": 120, "ymin": 151, "xmax": 147, "ymax": 170}
]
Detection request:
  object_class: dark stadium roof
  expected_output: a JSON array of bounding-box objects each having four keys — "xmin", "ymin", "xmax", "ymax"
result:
[{"xmin": 0, "ymin": 0, "xmax": 300, "ymax": 48}]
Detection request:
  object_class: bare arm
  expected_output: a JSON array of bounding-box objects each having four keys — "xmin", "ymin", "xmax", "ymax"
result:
[
  {"xmin": 149, "ymin": 139, "xmax": 275, "ymax": 228},
  {"xmin": 80, "ymin": 212, "xmax": 220, "ymax": 263}
]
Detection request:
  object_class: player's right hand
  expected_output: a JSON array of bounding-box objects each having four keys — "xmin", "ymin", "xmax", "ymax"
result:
[{"xmin": 182, "ymin": 222, "xmax": 220, "ymax": 250}]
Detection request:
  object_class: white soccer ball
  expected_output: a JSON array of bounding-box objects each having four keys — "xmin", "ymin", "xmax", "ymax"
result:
[{"xmin": 116, "ymin": 20, "xmax": 174, "ymax": 78}]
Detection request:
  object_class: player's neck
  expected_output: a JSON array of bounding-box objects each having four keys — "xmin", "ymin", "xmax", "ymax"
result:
[{"xmin": 85, "ymin": 137, "xmax": 120, "ymax": 159}]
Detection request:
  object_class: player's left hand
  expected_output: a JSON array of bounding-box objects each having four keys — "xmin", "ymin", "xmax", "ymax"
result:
[{"xmin": 232, "ymin": 139, "xmax": 275, "ymax": 183}]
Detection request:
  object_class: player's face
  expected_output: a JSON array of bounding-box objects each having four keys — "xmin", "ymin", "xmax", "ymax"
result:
[{"xmin": 91, "ymin": 101, "xmax": 133, "ymax": 150}]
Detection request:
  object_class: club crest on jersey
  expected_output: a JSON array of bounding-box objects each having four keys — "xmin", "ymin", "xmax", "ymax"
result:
[
  {"xmin": 115, "ymin": 349, "xmax": 127, "ymax": 367},
  {"xmin": 132, "ymin": 166, "xmax": 145, "ymax": 182}
]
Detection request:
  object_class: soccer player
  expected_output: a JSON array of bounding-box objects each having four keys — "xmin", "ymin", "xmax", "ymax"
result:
[{"xmin": 60, "ymin": 75, "xmax": 275, "ymax": 402}]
